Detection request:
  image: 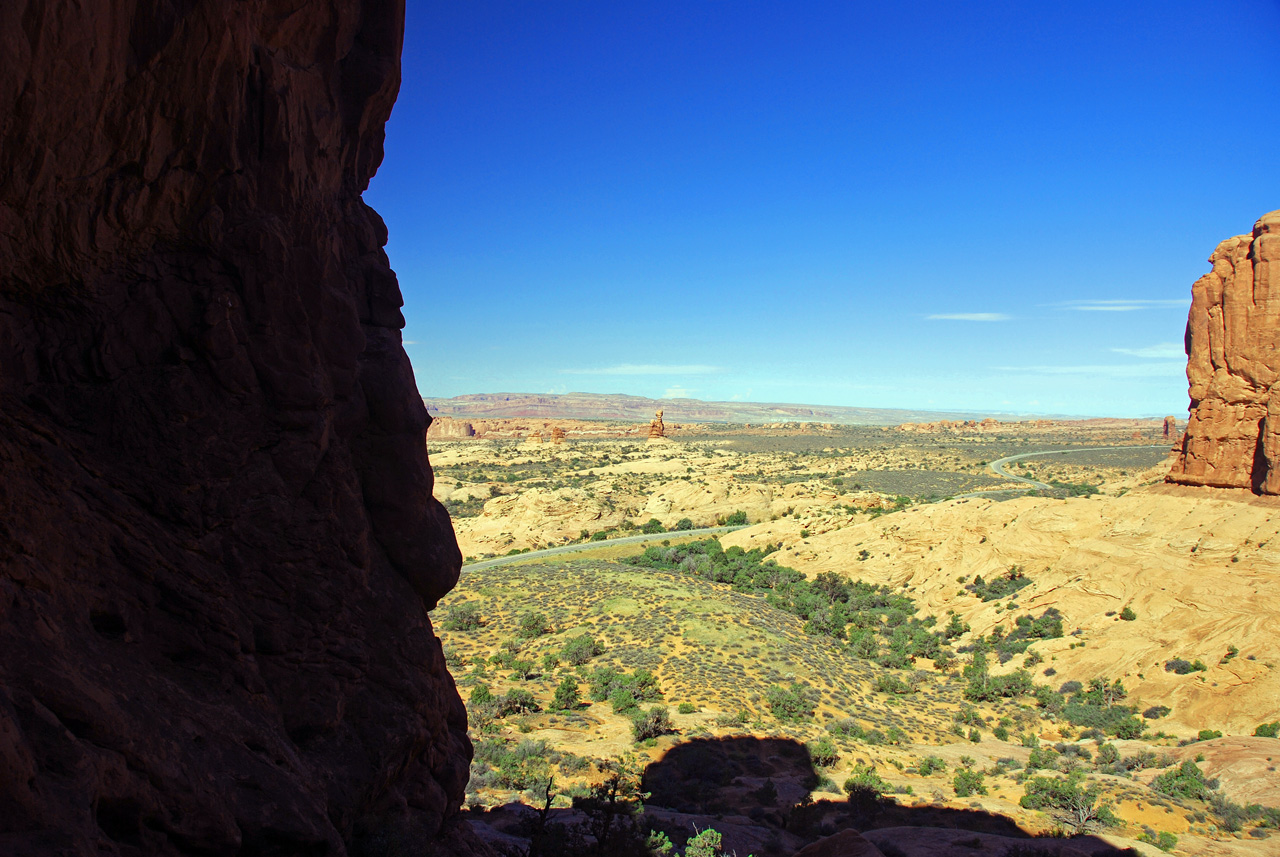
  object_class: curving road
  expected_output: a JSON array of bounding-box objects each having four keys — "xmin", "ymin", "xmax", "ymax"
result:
[
  {"xmin": 956, "ymin": 444, "xmax": 1171, "ymax": 499},
  {"xmin": 461, "ymin": 525, "xmax": 745, "ymax": 571}
]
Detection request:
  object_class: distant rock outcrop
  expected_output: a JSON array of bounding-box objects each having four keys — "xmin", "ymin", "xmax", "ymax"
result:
[
  {"xmin": 429, "ymin": 417, "xmax": 478, "ymax": 439},
  {"xmin": 0, "ymin": 3, "xmax": 476, "ymax": 855},
  {"xmin": 1169, "ymin": 211, "xmax": 1280, "ymax": 494},
  {"xmin": 648, "ymin": 408, "xmax": 668, "ymax": 440}
]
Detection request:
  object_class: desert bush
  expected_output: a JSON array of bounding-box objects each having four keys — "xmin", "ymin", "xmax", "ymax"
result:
[
  {"xmin": 1137, "ymin": 831, "xmax": 1177, "ymax": 852},
  {"xmin": 674, "ymin": 518, "xmax": 695, "ymax": 530},
  {"xmin": 917, "ymin": 756, "xmax": 947, "ymax": 776},
  {"xmin": 843, "ymin": 765, "xmax": 890, "ymax": 812},
  {"xmin": 1119, "ymin": 606, "xmax": 1137, "ymax": 621},
  {"xmin": 953, "ymin": 769, "xmax": 987, "ymax": 796},
  {"xmin": 516, "ymin": 612, "xmax": 552, "ymax": 639},
  {"xmin": 1143, "ymin": 705, "xmax": 1171, "ymax": 720},
  {"xmin": 552, "ymin": 676, "xmax": 581, "ymax": 711},
  {"xmin": 440, "ymin": 602, "xmax": 483, "ymax": 631},
  {"xmin": 1164, "ymin": 658, "xmax": 1207, "ymax": 675},
  {"xmin": 808, "ymin": 737, "xmax": 840, "ymax": 768},
  {"xmin": 496, "ymin": 688, "xmax": 539, "ymax": 716},
  {"xmin": 631, "ymin": 706, "xmax": 675, "ymax": 742},
  {"xmin": 560, "ymin": 633, "xmax": 604, "ymax": 666},
  {"xmin": 967, "ymin": 566, "xmax": 1031, "ymax": 601},
  {"xmin": 1254, "ymin": 721, "xmax": 1280, "ymax": 738},
  {"xmin": 677, "ymin": 702, "xmax": 697, "ymax": 714},
  {"xmin": 641, "ymin": 518, "xmax": 665, "ymax": 535},
  {"xmin": 1021, "ymin": 773, "xmax": 1117, "ymax": 831},
  {"xmin": 1152, "ymin": 761, "xmax": 1218, "ymax": 800},
  {"xmin": 766, "ymin": 682, "xmax": 817, "ymax": 721}
]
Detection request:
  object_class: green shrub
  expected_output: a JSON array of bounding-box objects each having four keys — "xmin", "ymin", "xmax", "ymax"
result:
[
  {"xmin": 469, "ymin": 683, "xmax": 493, "ymax": 705},
  {"xmin": 1138, "ymin": 831, "xmax": 1177, "ymax": 852},
  {"xmin": 674, "ymin": 518, "xmax": 695, "ymax": 530},
  {"xmin": 843, "ymin": 765, "xmax": 890, "ymax": 811},
  {"xmin": 552, "ymin": 676, "xmax": 581, "ymax": 711},
  {"xmin": 953, "ymin": 769, "xmax": 987, "ymax": 797},
  {"xmin": 496, "ymin": 688, "xmax": 539, "ymax": 716},
  {"xmin": 677, "ymin": 702, "xmax": 697, "ymax": 714},
  {"xmin": 440, "ymin": 602, "xmax": 483, "ymax": 631},
  {"xmin": 723, "ymin": 510, "xmax": 748, "ymax": 526},
  {"xmin": 560, "ymin": 634, "xmax": 604, "ymax": 666},
  {"xmin": 1254, "ymin": 721, "xmax": 1280, "ymax": 738},
  {"xmin": 917, "ymin": 756, "xmax": 947, "ymax": 776},
  {"xmin": 610, "ymin": 687, "xmax": 638, "ymax": 714},
  {"xmin": 516, "ymin": 612, "xmax": 552, "ymax": 639},
  {"xmin": 966, "ymin": 566, "xmax": 1031, "ymax": 601},
  {"xmin": 1119, "ymin": 606, "xmax": 1136, "ymax": 621},
  {"xmin": 641, "ymin": 518, "xmax": 665, "ymax": 534},
  {"xmin": 766, "ymin": 682, "xmax": 817, "ymax": 721},
  {"xmin": 1196, "ymin": 729, "xmax": 1222, "ymax": 742},
  {"xmin": 1165, "ymin": 658, "xmax": 1207, "ymax": 675},
  {"xmin": 631, "ymin": 706, "xmax": 675, "ymax": 742},
  {"xmin": 808, "ymin": 737, "xmax": 840, "ymax": 768},
  {"xmin": 1021, "ymin": 773, "xmax": 1116, "ymax": 831},
  {"xmin": 1151, "ymin": 761, "xmax": 1218, "ymax": 801}
]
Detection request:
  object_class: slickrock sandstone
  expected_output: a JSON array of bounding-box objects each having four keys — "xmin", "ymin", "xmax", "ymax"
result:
[
  {"xmin": 0, "ymin": 2, "xmax": 477, "ymax": 855},
  {"xmin": 1169, "ymin": 211, "xmax": 1280, "ymax": 494}
]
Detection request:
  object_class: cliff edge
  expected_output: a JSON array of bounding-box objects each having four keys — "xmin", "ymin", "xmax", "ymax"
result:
[
  {"xmin": 0, "ymin": 2, "xmax": 473, "ymax": 854},
  {"xmin": 1169, "ymin": 210, "xmax": 1280, "ymax": 494}
]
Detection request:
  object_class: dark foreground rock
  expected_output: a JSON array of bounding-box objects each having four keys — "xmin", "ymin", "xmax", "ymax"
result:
[{"xmin": 0, "ymin": 1, "xmax": 476, "ymax": 854}]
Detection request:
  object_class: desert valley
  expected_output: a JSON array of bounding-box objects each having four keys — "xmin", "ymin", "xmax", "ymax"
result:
[{"xmin": 1, "ymin": 5, "xmax": 1277, "ymax": 857}]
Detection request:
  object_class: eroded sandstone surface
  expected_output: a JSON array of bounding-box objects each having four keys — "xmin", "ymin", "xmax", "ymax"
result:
[
  {"xmin": 1169, "ymin": 211, "xmax": 1280, "ymax": 493},
  {"xmin": 0, "ymin": 2, "xmax": 473, "ymax": 854}
]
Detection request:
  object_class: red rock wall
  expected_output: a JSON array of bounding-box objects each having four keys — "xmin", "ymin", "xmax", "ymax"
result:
[
  {"xmin": 0, "ymin": 2, "xmax": 475, "ymax": 854},
  {"xmin": 1169, "ymin": 211, "xmax": 1280, "ymax": 494}
]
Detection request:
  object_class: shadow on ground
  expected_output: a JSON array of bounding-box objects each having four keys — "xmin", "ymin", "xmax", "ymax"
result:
[{"xmin": 465, "ymin": 736, "xmax": 1143, "ymax": 857}]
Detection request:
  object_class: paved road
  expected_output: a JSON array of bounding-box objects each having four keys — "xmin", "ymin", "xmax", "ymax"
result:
[
  {"xmin": 462, "ymin": 525, "xmax": 744, "ymax": 571},
  {"xmin": 955, "ymin": 444, "xmax": 1171, "ymax": 499}
]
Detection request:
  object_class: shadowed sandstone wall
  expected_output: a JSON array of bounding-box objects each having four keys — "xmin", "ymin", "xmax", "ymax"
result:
[
  {"xmin": 1169, "ymin": 210, "xmax": 1280, "ymax": 494},
  {"xmin": 0, "ymin": 1, "xmax": 476, "ymax": 854}
]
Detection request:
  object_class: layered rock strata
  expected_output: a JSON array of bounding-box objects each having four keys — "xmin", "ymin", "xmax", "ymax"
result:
[
  {"xmin": 0, "ymin": 2, "xmax": 474, "ymax": 855},
  {"xmin": 1169, "ymin": 211, "xmax": 1280, "ymax": 494}
]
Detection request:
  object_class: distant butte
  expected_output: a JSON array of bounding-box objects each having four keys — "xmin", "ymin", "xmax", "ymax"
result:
[{"xmin": 1169, "ymin": 210, "xmax": 1280, "ymax": 494}]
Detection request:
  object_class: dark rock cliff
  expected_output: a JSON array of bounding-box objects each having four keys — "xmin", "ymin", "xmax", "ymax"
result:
[{"xmin": 0, "ymin": 1, "xmax": 475, "ymax": 854}]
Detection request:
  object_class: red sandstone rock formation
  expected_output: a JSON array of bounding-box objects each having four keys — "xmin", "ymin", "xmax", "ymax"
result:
[
  {"xmin": 0, "ymin": 3, "xmax": 478, "ymax": 855},
  {"xmin": 649, "ymin": 409, "xmax": 667, "ymax": 439},
  {"xmin": 551, "ymin": 426, "xmax": 567, "ymax": 444},
  {"xmin": 429, "ymin": 417, "xmax": 478, "ymax": 439},
  {"xmin": 1169, "ymin": 211, "xmax": 1280, "ymax": 494}
]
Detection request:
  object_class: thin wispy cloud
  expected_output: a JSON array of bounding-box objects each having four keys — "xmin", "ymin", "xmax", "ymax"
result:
[
  {"xmin": 1060, "ymin": 299, "xmax": 1187, "ymax": 312},
  {"xmin": 927, "ymin": 313, "xmax": 1010, "ymax": 321},
  {"xmin": 560, "ymin": 364, "xmax": 722, "ymax": 376},
  {"xmin": 1112, "ymin": 342, "xmax": 1185, "ymax": 359},
  {"xmin": 664, "ymin": 385, "xmax": 694, "ymax": 398},
  {"xmin": 996, "ymin": 363, "xmax": 1185, "ymax": 378}
]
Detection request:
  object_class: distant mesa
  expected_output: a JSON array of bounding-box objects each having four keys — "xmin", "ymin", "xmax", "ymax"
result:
[{"xmin": 1168, "ymin": 210, "xmax": 1280, "ymax": 494}]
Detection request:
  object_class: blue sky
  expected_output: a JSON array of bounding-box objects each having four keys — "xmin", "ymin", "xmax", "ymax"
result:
[{"xmin": 367, "ymin": 1, "xmax": 1280, "ymax": 417}]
